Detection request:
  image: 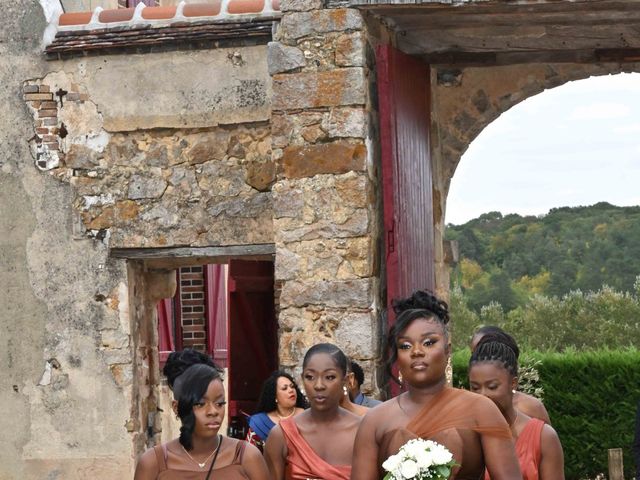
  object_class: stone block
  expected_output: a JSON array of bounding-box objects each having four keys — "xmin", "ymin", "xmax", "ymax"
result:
[
  {"xmin": 65, "ymin": 144, "xmax": 100, "ymax": 169},
  {"xmin": 335, "ymin": 32, "xmax": 366, "ymax": 67},
  {"xmin": 186, "ymin": 131, "xmax": 230, "ymax": 165},
  {"xmin": 276, "ymin": 208, "xmax": 369, "ymax": 242},
  {"xmin": 273, "ymin": 68, "xmax": 366, "ymax": 111},
  {"xmin": 280, "ymin": 278, "xmax": 372, "ymax": 308},
  {"xmin": 280, "ymin": 9, "xmax": 364, "ymax": 40},
  {"xmin": 282, "ymin": 141, "xmax": 366, "ymax": 178},
  {"xmin": 268, "ymin": 42, "xmax": 306, "ymax": 75},
  {"xmin": 273, "ymin": 186, "xmax": 304, "ymax": 219},
  {"xmin": 334, "ymin": 312, "xmax": 376, "ymax": 358},
  {"xmin": 245, "ymin": 159, "xmax": 275, "ymax": 192},
  {"xmin": 127, "ymin": 175, "xmax": 167, "ymax": 200},
  {"xmin": 280, "ymin": 0, "xmax": 323, "ymax": 12},
  {"xmin": 322, "ymin": 108, "xmax": 367, "ymax": 139}
]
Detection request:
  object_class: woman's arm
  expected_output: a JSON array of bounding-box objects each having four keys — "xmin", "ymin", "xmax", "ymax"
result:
[
  {"xmin": 133, "ymin": 448, "xmax": 159, "ymax": 480},
  {"xmin": 482, "ymin": 434, "xmax": 523, "ymax": 480},
  {"xmin": 539, "ymin": 424, "xmax": 564, "ymax": 480},
  {"xmin": 241, "ymin": 442, "xmax": 270, "ymax": 480},
  {"xmin": 350, "ymin": 412, "xmax": 381, "ymax": 480},
  {"xmin": 263, "ymin": 425, "xmax": 287, "ymax": 480}
]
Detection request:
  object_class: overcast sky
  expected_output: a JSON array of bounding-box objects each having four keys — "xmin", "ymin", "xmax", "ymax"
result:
[{"xmin": 445, "ymin": 73, "xmax": 640, "ymax": 225}]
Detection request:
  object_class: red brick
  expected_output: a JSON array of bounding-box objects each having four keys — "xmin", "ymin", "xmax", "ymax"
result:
[
  {"xmin": 36, "ymin": 128, "xmax": 50, "ymax": 135},
  {"xmin": 39, "ymin": 85, "xmax": 51, "ymax": 93},
  {"xmin": 41, "ymin": 101, "xmax": 58, "ymax": 109},
  {"xmin": 42, "ymin": 135, "xmax": 59, "ymax": 142}
]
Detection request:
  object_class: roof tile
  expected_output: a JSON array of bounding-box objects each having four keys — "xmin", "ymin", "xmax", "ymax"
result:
[
  {"xmin": 183, "ymin": 2, "xmax": 222, "ymax": 17},
  {"xmin": 98, "ymin": 7, "xmax": 135, "ymax": 23},
  {"xmin": 141, "ymin": 5, "xmax": 177, "ymax": 19},
  {"xmin": 228, "ymin": 0, "xmax": 265, "ymax": 14},
  {"xmin": 59, "ymin": 12, "xmax": 93, "ymax": 26}
]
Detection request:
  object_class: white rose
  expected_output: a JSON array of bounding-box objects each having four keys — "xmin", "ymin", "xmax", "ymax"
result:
[
  {"xmin": 382, "ymin": 453, "xmax": 402, "ymax": 473},
  {"xmin": 430, "ymin": 444, "xmax": 453, "ymax": 465},
  {"xmin": 399, "ymin": 459, "xmax": 419, "ymax": 479},
  {"xmin": 413, "ymin": 448, "xmax": 433, "ymax": 468}
]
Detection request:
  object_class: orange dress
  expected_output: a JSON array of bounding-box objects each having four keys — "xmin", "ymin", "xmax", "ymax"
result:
[
  {"xmin": 155, "ymin": 439, "xmax": 249, "ymax": 479},
  {"xmin": 380, "ymin": 388, "xmax": 512, "ymax": 480},
  {"xmin": 485, "ymin": 418, "xmax": 544, "ymax": 480},
  {"xmin": 280, "ymin": 417, "xmax": 351, "ymax": 480}
]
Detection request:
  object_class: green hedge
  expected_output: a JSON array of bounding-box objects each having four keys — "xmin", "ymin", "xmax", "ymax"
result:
[{"xmin": 452, "ymin": 348, "xmax": 640, "ymax": 479}]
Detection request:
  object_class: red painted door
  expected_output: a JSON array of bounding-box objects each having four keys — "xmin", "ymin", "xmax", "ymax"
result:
[
  {"xmin": 377, "ymin": 44, "xmax": 435, "ymax": 322},
  {"xmin": 226, "ymin": 260, "xmax": 277, "ymax": 435}
]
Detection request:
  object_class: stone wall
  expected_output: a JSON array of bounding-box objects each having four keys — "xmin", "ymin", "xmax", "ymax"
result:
[
  {"xmin": 269, "ymin": 1, "xmax": 384, "ymax": 393},
  {"xmin": 3, "ymin": 10, "xmax": 275, "ymax": 475}
]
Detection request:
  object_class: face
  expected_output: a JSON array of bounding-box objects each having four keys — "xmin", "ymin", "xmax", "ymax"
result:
[
  {"xmin": 302, "ymin": 352, "xmax": 345, "ymax": 411},
  {"xmin": 347, "ymin": 372, "xmax": 358, "ymax": 400},
  {"xmin": 275, "ymin": 376, "xmax": 298, "ymax": 409},
  {"xmin": 468, "ymin": 362, "xmax": 516, "ymax": 415},
  {"xmin": 396, "ymin": 317, "xmax": 449, "ymax": 387},
  {"xmin": 191, "ymin": 378, "xmax": 226, "ymax": 439},
  {"xmin": 470, "ymin": 332, "xmax": 484, "ymax": 352}
]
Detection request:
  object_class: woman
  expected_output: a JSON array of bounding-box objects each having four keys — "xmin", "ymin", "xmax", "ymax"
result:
[
  {"xmin": 469, "ymin": 337, "xmax": 564, "ymax": 479},
  {"xmin": 264, "ymin": 343, "xmax": 361, "ymax": 480},
  {"xmin": 134, "ymin": 355, "xmax": 269, "ymax": 479},
  {"xmin": 351, "ymin": 290, "xmax": 522, "ymax": 480},
  {"xmin": 470, "ymin": 326, "xmax": 551, "ymax": 424},
  {"xmin": 246, "ymin": 371, "xmax": 307, "ymax": 449}
]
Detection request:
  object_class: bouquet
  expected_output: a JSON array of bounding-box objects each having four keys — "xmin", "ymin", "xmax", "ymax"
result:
[{"xmin": 382, "ymin": 438, "xmax": 456, "ymax": 480}]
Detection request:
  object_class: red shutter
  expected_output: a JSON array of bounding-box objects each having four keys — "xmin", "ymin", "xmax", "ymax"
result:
[
  {"xmin": 205, "ymin": 264, "xmax": 228, "ymax": 368},
  {"xmin": 157, "ymin": 298, "xmax": 175, "ymax": 364},
  {"xmin": 377, "ymin": 45, "xmax": 435, "ymax": 396},
  {"xmin": 377, "ymin": 44, "xmax": 435, "ymax": 320}
]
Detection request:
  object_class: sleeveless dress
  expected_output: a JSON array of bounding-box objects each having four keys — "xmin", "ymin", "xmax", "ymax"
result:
[
  {"xmin": 280, "ymin": 417, "xmax": 351, "ymax": 480},
  {"xmin": 485, "ymin": 418, "xmax": 544, "ymax": 480},
  {"xmin": 154, "ymin": 439, "xmax": 249, "ymax": 479},
  {"xmin": 379, "ymin": 388, "xmax": 512, "ymax": 480},
  {"xmin": 246, "ymin": 412, "xmax": 276, "ymax": 450}
]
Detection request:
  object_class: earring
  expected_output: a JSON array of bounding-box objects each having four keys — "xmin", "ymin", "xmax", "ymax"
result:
[
  {"xmin": 343, "ymin": 385, "xmax": 348, "ymax": 395},
  {"xmin": 398, "ymin": 372, "xmax": 403, "ymax": 384},
  {"xmin": 275, "ymin": 398, "xmax": 278, "ymax": 404},
  {"xmin": 512, "ymin": 389, "xmax": 516, "ymax": 394}
]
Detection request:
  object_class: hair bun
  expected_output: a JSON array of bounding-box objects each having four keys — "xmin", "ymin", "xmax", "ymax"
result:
[{"xmin": 391, "ymin": 290, "xmax": 450, "ymax": 324}]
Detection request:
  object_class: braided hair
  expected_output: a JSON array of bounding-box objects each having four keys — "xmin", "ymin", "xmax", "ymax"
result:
[
  {"xmin": 472, "ymin": 325, "xmax": 520, "ymax": 359},
  {"xmin": 469, "ymin": 334, "xmax": 519, "ymax": 378},
  {"xmin": 385, "ymin": 290, "xmax": 450, "ymax": 385}
]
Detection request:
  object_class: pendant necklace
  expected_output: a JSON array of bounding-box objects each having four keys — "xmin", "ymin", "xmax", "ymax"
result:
[{"xmin": 182, "ymin": 434, "xmax": 222, "ymax": 469}]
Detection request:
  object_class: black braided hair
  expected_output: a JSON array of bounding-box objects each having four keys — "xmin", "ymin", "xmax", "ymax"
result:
[
  {"xmin": 385, "ymin": 290, "xmax": 450, "ymax": 385},
  {"xmin": 472, "ymin": 325, "xmax": 520, "ymax": 359},
  {"xmin": 469, "ymin": 335, "xmax": 519, "ymax": 377}
]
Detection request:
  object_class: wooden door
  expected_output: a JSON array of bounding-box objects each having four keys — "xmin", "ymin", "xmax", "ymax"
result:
[
  {"xmin": 226, "ymin": 260, "xmax": 277, "ymax": 430},
  {"xmin": 377, "ymin": 44, "xmax": 436, "ymax": 323}
]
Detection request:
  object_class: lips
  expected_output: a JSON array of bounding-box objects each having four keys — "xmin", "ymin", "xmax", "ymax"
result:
[
  {"xmin": 205, "ymin": 422, "xmax": 221, "ymax": 429},
  {"xmin": 313, "ymin": 395, "xmax": 327, "ymax": 403},
  {"xmin": 411, "ymin": 361, "xmax": 428, "ymax": 370}
]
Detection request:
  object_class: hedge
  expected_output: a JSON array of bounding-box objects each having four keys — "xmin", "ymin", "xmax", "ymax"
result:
[{"xmin": 452, "ymin": 348, "xmax": 640, "ymax": 479}]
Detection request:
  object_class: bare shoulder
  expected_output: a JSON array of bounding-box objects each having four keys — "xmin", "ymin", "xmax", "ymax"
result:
[
  {"xmin": 515, "ymin": 392, "xmax": 551, "ymax": 423},
  {"xmin": 541, "ymin": 423, "xmax": 561, "ymax": 443},
  {"xmin": 134, "ymin": 444, "xmax": 160, "ymax": 480}
]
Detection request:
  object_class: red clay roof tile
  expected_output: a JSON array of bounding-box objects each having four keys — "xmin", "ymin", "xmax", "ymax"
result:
[
  {"xmin": 227, "ymin": 0, "xmax": 265, "ymax": 14},
  {"xmin": 58, "ymin": 12, "xmax": 93, "ymax": 26},
  {"xmin": 141, "ymin": 5, "xmax": 177, "ymax": 19},
  {"xmin": 98, "ymin": 7, "xmax": 135, "ymax": 23},
  {"xmin": 183, "ymin": 2, "xmax": 222, "ymax": 17}
]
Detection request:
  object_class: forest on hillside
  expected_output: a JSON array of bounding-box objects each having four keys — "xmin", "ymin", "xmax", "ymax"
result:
[
  {"xmin": 445, "ymin": 203, "xmax": 640, "ymax": 351},
  {"xmin": 445, "ymin": 202, "xmax": 640, "ymax": 312}
]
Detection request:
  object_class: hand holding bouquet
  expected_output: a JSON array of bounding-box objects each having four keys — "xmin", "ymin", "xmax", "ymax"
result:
[{"xmin": 382, "ymin": 438, "xmax": 456, "ymax": 480}]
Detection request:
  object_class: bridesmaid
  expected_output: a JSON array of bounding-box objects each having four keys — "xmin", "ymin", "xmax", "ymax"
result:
[{"xmin": 264, "ymin": 343, "xmax": 361, "ymax": 480}]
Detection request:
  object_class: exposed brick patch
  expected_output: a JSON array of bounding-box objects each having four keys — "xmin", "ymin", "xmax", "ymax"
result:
[{"xmin": 178, "ymin": 266, "xmax": 206, "ymax": 351}]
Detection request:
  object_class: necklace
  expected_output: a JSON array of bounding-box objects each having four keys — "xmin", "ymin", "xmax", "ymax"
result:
[
  {"xmin": 508, "ymin": 410, "xmax": 520, "ymax": 431},
  {"xmin": 276, "ymin": 407, "xmax": 296, "ymax": 421},
  {"xmin": 182, "ymin": 434, "xmax": 222, "ymax": 469}
]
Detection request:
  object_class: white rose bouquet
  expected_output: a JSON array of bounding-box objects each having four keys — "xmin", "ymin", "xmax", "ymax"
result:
[{"xmin": 381, "ymin": 438, "xmax": 456, "ymax": 480}]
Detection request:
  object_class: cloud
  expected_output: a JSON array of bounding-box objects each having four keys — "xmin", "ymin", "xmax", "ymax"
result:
[{"xmin": 570, "ymin": 102, "xmax": 631, "ymax": 120}]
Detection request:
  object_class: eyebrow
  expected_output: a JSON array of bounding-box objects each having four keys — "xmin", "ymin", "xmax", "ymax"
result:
[{"xmin": 397, "ymin": 332, "xmax": 441, "ymax": 340}]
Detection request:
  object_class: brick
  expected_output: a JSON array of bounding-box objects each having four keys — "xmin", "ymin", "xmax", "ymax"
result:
[
  {"xmin": 282, "ymin": 141, "xmax": 366, "ymax": 179},
  {"xmin": 193, "ymin": 332, "xmax": 206, "ymax": 339},
  {"xmin": 181, "ymin": 286, "xmax": 204, "ymax": 293},
  {"xmin": 40, "ymin": 101, "xmax": 58, "ymax": 109},
  {"xmin": 36, "ymin": 128, "xmax": 50, "ymax": 135},
  {"xmin": 24, "ymin": 93, "xmax": 54, "ymax": 101},
  {"xmin": 44, "ymin": 143, "xmax": 59, "ymax": 151},
  {"xmin": 183, "ymin": 332, "xmax": 194, "ymax": 339},
  {"xmin": 41, "ymin": 118, "xmax": 58, "ymax": 126},
  {"xmin": 273, "ymin": 68, "xmax": 366, "ymax": 110},
  {"xmin": 23, "ymin": 85, "xmax": 39, "ymax": 94},
  {"xmin": 42, "ymin": 135, "xmax": 59, "ymax": 142},
  {"xmin": 182, "ymin": 319, "xmax": 193, "ymax": 326},
  {"xmin": 191, "ymin": 318, "xmax": 205, "ymax": 325},
  {"xmin": 39, "ymin": 85, "xmax": 51, "ymax": 93},
  {"xmin": 38, "ymin": 109, "xmax": 58, "ymax": 118},
  {"xmin": 66, "ymin": 93, "xmax": 81, "ymax": 102}
]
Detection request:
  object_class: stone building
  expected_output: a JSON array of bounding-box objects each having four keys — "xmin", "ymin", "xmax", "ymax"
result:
[{"xmin": 2, "ymin": 0, "xmax": 639, "ymax": 476}]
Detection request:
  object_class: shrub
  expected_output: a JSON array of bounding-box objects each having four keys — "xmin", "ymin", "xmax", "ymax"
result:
[{"xmin": 452, "ymin": 348, "xmax": 640, "ymax": 479}]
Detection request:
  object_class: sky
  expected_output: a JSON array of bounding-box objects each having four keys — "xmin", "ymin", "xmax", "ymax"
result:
[{"xmin": 445, "ymin": 73, "xmax": 640, "ymax": 225}]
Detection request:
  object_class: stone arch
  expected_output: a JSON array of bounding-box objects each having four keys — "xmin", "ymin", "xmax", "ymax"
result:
[{"xmin": 431, "ymin": 61, "xmax": 640, "ymax": 293}]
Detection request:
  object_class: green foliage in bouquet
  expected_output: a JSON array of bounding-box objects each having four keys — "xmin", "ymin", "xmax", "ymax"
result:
[{"xmin": 452, "ymin": 348, "xmax": 640, "ymax": 479}]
